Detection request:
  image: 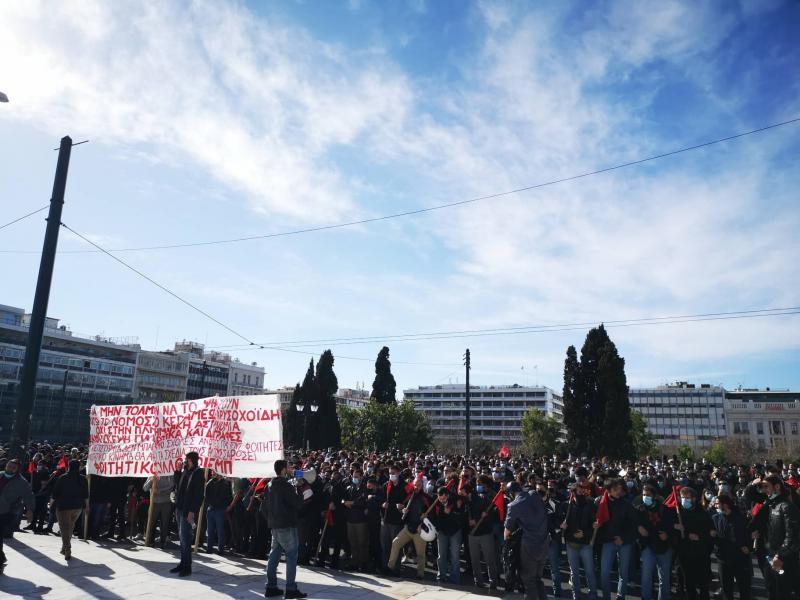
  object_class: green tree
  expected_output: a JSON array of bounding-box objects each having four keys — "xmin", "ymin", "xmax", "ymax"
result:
[
  {"xmin": 315, "ymin": 350, "xmax": 340, "ymax": 449},
  {"xmin": 704, "ymin": 441, "xmax": 726, "ymax": 465},
  {"xmin": 283, "ymin": 384, "xmax": 302, "ymax": 448},
  {"xmin": 677, "ymin": 445, "xmax": 695, "ymax": 462},
  {"xmin": 598, "ymin": 341, "xmax": 632, "ymax": 458},
  {"xmin": 630, "ymin": 410, "xmax": 658, "ymax": 458},
  {"xmin": 561, "ymin": 345, "xmax": 586, "ymax": 454},
  {"xmin": 339, "ymin": 400, "xmax": 431, "ymax": 451},
  {"xmin": 370, "ymin": 346, "xmax": 397, "ymax": 404},
  {"xmin": 298, "ymin": 359, "xmax": 316, "ymax": 449},
  {"xmin": 520, "ymin": 408, "xmax": 562, "ymax": 455},
  {"xmin": 562, "ymin": 325, "xmax": 634, "ymax": 458}
]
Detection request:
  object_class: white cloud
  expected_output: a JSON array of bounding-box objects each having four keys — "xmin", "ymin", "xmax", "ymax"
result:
[{"xmin": 0, "ymin": 0, "xmax": 412, "ymax": 222}]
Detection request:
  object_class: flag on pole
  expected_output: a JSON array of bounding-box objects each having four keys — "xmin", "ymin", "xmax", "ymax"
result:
[
  {"xmin": 491, "ymin": 490, "xmax": 505, "ymax": 521},
  {"xmin": 27, "ymin": 462, "xmax": 35, "ymax": 475},
  {"xmin": 324, "ymin": 509, "xmax": 334, "ymax": 526},
  {"xmin": 498, "ymin": 445, "xmax": 510, "ymax": 459},
  {"xmin": 57, "ymin": 454, "xmax": 67, "ymax": 470},
  {"xmin": 663, "ymin": 485, "xmax": 682, "ymax": 508},
  {"xmin": 595, "ymin": 490, "xmax": 610, "ymax": 526}
]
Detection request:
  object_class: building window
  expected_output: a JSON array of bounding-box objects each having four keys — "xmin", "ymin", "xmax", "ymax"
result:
[
  {"xmin": 771, "ymin": 421, "xmax": 783, "ymax": 435},
  {"xmin": 757, "ymin": 422, "xmax": 764, "ymax": 435},
  {"xmin": 792, "ymin": 422, "xmax": 799, "ymax": 435}
]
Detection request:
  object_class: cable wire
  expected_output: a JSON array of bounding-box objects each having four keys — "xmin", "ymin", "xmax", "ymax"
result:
[
  {"xmin": 0, "ymin": 205, "xmax": 49, "ymax": 231},
  {"xmin": 6, "ymin": 117, "xmax": 798, "ymax": 255},
  {"xmin": 59, "ymin": 221, "xmax": 459, "ymax": 367}
]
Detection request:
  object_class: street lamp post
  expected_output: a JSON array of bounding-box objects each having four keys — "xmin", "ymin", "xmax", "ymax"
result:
[{"xmin": 295, "ymin": 401, "xmax": 319, "ymax": 451}]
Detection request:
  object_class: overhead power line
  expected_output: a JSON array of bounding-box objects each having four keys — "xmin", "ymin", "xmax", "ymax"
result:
[
  {"xmin": 208, "ymin": 307, "xmax": 800, "ymax": 351},
  {"xmin": 59, "ymin": 221, "xmax": 458, "ymax": 367},
  {"xmin": 0, "ymin": 205, "xmax": 49, "ymax": 231},
  {"xmin": 4, "ymin": 116, "xmax": 798, "ymax": 256}
]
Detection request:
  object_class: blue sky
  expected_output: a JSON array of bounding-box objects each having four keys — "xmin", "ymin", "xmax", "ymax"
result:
[{"xmin": 1, "ymin": 0, "xmax": 799, "ymax": 396}]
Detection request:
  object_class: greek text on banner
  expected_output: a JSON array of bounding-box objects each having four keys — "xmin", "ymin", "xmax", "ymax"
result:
[{"xmin": 87, "ymin": 395, "xmax": 283, "ymax": 478}]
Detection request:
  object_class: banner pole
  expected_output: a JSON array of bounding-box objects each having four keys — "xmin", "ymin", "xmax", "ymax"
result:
[
  {"xmin": 145, "ymin": 476, "xmax": 158, "ymax": 546},
  {"xmin": 193, "ymin": 468, "xmax": 209, "ymax": 553}
]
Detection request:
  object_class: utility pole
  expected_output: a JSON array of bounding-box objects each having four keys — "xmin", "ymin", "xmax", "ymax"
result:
[
  {"xmin": 57, "ymin": 369, "xmax": 68, "ymax": 438},
  {"xmin": 10, "ymin": 136, "xmax": 72, "ymax": 460},
  {"xmin": 464, "ymin": 349, "xmax": 471, "ymax": 457}
]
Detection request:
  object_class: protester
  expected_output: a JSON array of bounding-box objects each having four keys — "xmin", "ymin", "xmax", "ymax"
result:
[
  {"xmin": 51, "ymin": 459, "xmax": 89, "ymax": 561},
  {"xmin": 505, "ymin": 480, "xmax": 549, "ymax": 600},
  {"xmin": 713, "ymin": 494, "xmax": 752, "ymax": 600},
  {"xmin": 758, "ymin": 474, "xmax": 800, "ymax": 600},
  {"xmin": 674, "ymin": 486, "xmax": 715, "ymax": 600},
  {"xmin": 387, "ymin": 473, "xmax": 429, "ymax": 580},
  {"xmin": 595, "ymin": 478, "xmax": 637, "ymax": 600},
  {"xmin": 635, "ymin": 483, "xmax": 675, "ymax": 600},
  {"xmin": 170, "ymin": 451, "xmax": 204, "ymax": 577},
  {"xmin": 204, "ymin": 470, "xmax": 233, "ymax": 555},
  {"xmin": 143, "ymin": 473, "xmax": 175, "ymax": 548},
  {"xmin": 0, "ymin": 459, "xmax": 34, "ymax": 567},
  {"xmin": 264, "ymin": 459, "xmax": 307, "ymax": 599}
]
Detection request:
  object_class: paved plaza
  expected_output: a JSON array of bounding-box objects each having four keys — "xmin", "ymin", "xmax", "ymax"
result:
[{"xmin": 0, "ymin": 530, "xmax": 492, "ymax": 600}]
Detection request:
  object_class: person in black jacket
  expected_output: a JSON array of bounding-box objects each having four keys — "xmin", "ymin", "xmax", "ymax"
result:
[
  {"xmin": 433, "ymin": 486, "xmax": 465, "ymax": 584},
  {"xmin": 204, "ymin": 471, "xmax": 232, "ymax": 555},
  {"xmin": 596, "ymin": 479, "xmax": 637, "ymax": 600},
  {"xmin": 169, "ymin": 452, "xmax": 205, "ymax": 577},
  {"xmin": 380, "ymin": 465, "xmax": 407, "ymax": 570},
  {"xmin": 264, "ymin": 459, "xmax": 307, "ymax": 599},
  {"xmin": 364, "ymin": 477, "xmax": 385, "ymax": 574},
  {"xmin": 50, "ymin": 459, "xmax": 89, "ymax": 561},
  {"xmin": 674, "ymin": 486, "xmax": 715, "ymax": 600},
  {"xmin": 387, "ymin": 474, "xmax": 430, "ymax": 580},
  {"xmin": 635, "ymin": 484, "xmax": 675, "ymax": 600},
  {"xmin": 342, "ymin": 467, "xmax": 369, "ymax": 571},
  {"xmin": 758, "ymin": 475, "xmax": 800, "ymax": 600},
  {"xmin": 712, "ymin": 495, "xmax": 751, "ymax": 600},
  {"xmin": 561, "ymin": 480, "xmax": 598, "ymax": 600},
  {"xmin": 541, "ymin": 481, "xmax": 567, "ymax": 597},
  {"xmin": 467, "ymin": 476, "xmax": 500, "ymax": 589}
]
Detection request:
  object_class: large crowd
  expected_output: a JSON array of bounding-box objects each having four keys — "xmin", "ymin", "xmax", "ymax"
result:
[{"xmin": 1, "ymin": 442, "xmax": 799, "ymax": 600}]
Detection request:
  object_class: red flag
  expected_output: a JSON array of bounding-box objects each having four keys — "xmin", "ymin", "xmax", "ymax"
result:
[
  {"xmin": 404, "ymin": 481, "xmax": 414, "ymax": 494},
  {"xmin": 27, "ymin": 462, "xmax": 35, "ymax": 475},
  {"xmin": 751, "ymin": 502, "xmax": 762, "ymax": 517},
  {"xmin": 786, "ymin": 476, "xmax": 799, "ymax": 490},
  {"xmin": 385, "ymin": 481, "xmax": 392, "ymax": 496},
  {"xmin": 324, "ymin": 509, "xmax": 334, "ymax": 526},
  {"xmin": 499, "ymin": 445, "xmax": 510, "ymax": 459},
  {"xmin": 491, "ymin": 490, "xmax": 505, "ymax": 521},
  {"xmin": 663, "ymin": 485, "xmax": 682, "ymax": 509},
  {"xmin": 255, "ymin": 478, "xmax": 267, "ymax": 493},
  {"xmin": 57, "ymin": 455, "xmax": 67, "ymax": 470},
  {"xmin": 457, "ymin": 477, "xmax": 466, "ymax": 494},
  {"xmin": 595, "ymin": 491, "xmax": 610, "ymax": 526},
  {"xmin": 445, "ymin": 479, "xmax": 456, "ymax": 491}
]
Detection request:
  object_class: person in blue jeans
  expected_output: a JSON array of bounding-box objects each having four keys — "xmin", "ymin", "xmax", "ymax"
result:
[
  {"xmin": 204, "ymin": 471, "xmax": 232, "ymax": 554},
  {"xmin": 562, "ymin": 480, "xmax": 598, "ymax": 600},
  {"xmin": 594, "ymin": 479, "xmax": 637, "ymax": 600},
  {"xmin": 635, "ymin": 484, "xmax": 675, "ymax": 600},
  {"xmin": 432, "ymin": 486, "xmax": 465, "ymax": 584},
  {"xmin": 264, "ymin": 460, "xmax": 307, "ymax": 599}
]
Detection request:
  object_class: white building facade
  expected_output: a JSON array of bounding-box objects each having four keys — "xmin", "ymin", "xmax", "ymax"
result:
[
  {"xmin": 724, "ymin": 388, "xmax": 800, "ymax": 451},
  {"xmin": 405, "ymin": 384, "xmax": 563, "ymax": 445}
]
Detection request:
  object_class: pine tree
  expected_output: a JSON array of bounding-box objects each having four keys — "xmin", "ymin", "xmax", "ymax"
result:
[
  {"xmin": 561, "ymin": 345, "xmax": 586, "ymax": 454},
  {"xmin": 370, "ymin": 346, "xmax": 397, "ymax": 404},
  {"xmin": 315, "ymin": 350, "xmax": 341, "ymax": 449}
]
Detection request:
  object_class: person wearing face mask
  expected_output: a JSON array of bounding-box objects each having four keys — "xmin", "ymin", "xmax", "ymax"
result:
[
  {"xmin": 712, "ymin": 495, "xmax": 751, "ymax": 600},
  {"xmin": 387, "ymin": 474, "xmax": 430, "ymax": 580},
  {"xmin": 0, "ymin": 459, "xmax": 35, "ymax": 567},
  {"xmin": 432, "ymin": 486, "xmax": 465, "ymax": 584},
  {"xmin": 342, "ymin": 467, "xmax": 369, "ymax": 572},
  {"xmin": 595, "ymin": 479, "xmax": 638, "ymax": 600},
  {"xmin": 467, "ymin": 475, "xmax": 500, "ymax": 590},
  {"xmin": 754, "ymin": 475, "xmax": 800, "ymax": 600},
  {"xmin": 673, "ymin": 486, "xmax": 715, "ymax": 600},
  {"xmin": 562, "ymin": 481, "xmax": 598, "ymax": 600},
  {"xmin": 635, "ymin": 484, "xmax": 674, "ymax": 600},
  {"xmin": 381, "ymin": 465, "xmax": 407, "ymax": 571},
  {"xmin": 363, "ymin": 477, "xmax": 385, "ymax": 574}
]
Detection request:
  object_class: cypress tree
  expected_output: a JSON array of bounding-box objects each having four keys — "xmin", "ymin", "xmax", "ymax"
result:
[
  {"xmin": 315, "ymin": 350, "xmax": 341, "ymax": 449},
  {"xmin": 299, "ymin": 359, "xmax": 316, "ymax": 449},
  {"xmin": 561, "ymin": 345, "xmax": 586, "ymax": 454},
  {"xmin": 371, "ymin": 346, "xmax": 397, "ymax": 404},
  {"xmin": 598, "ymin": 340, "xmax": 632, "ymax": 458},
  {"xmin": 283, "ymin": 383, "xmax": 302, "ymax": 448},
  {"xmin": 579, "ymin": 325, "xmax": 612, "ymax": 453}
]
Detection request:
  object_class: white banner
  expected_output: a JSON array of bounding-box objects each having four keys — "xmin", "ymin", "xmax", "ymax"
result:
[{"xmin": 87, "ymin": 395, "xmax": 284, "ymax": 478}]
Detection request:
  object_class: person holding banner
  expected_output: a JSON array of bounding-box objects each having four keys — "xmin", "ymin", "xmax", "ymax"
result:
[{"xmin": 170, "ymin": 451, "xmax": 205, "ymax": 577}]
